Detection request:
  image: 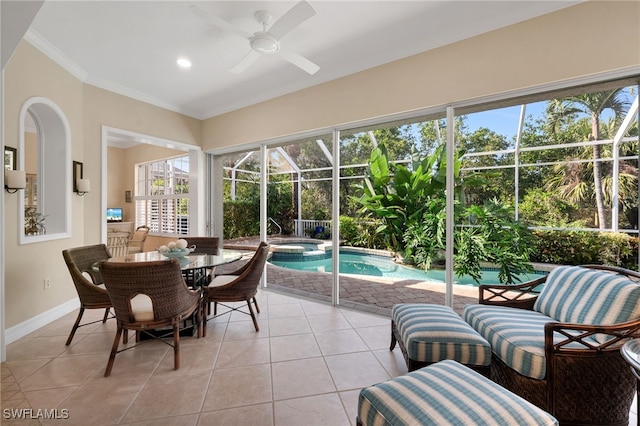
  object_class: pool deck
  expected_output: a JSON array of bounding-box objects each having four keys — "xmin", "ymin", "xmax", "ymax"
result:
[{"xmin": 222, "ymin": 237, "xmax": 479, "ymax": 316}]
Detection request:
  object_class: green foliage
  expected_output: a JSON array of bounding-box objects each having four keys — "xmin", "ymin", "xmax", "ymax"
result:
[
  {"xmin": 339, "ymin": 216, "xmax": 387, "ymax": 249},
  {"xmin": 402, "ymin": 198, "xmax": 446, "ymax": 270},
  {"xmin": 223, "ymin": 200, "xmax": 259, "ymax": 239},
  {"xmin": 456, "ymin": 200, "xmax": 534, "ymax": 283},
  {"xmin": 518, "ymin": 188, "xmax": 579, "ymax": 227},
  {"xmin": 353, "ymin": 143, "xmax": 459, "ymax": 253},
  {"xmin": 531, "ymin": 230, "xmax": 635, "ymax": 268}
]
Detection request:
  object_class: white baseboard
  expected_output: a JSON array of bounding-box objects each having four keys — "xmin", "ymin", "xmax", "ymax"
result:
[{"xmin": 5, "ymin": 299, "xmax": 79, "ymax": 344}]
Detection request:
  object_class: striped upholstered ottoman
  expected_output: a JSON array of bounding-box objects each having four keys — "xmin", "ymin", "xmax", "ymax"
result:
[
  {"xmin": 357, "ymin": 359, "xmax": 558, "ymax": 426},
  {"xmin": 391, "ymin": 304, "xmax": 491, "ymax": 373}
]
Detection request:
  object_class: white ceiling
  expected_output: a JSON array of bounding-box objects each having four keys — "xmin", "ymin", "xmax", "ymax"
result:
[{"xmin": 27, "ymin": 1, "xmax": 580, "ymax": 123}]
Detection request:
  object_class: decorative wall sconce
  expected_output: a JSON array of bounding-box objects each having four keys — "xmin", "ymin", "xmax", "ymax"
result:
[
  {"xmin": 73, "ymin": 161, "xmax": 90, "ymax": 196},
  {"xmin": 125, "ymin": 190, "xmax": 132, "ymax": 203},
  {"xmin": 4, "ymin": 169, "xmax": 26, "ymax": 193}
]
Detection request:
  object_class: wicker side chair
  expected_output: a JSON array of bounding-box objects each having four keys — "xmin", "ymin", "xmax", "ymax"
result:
[
  {"xmin": 185, "ymin": 237, "xmax": 220, "ymax": 255},
  {"xmin": 99, "ymin": 259, "xmax": 202, "ymax": 377},
  {"xmin": 127, "ymin": 225, "xmax": 150, "ymax": 254},
  {"xmin": 62, "ymin": 244, "xmax": 114, "ymax": 345},
  {"xmin": 476, "ymin": 264, "xmax": 640, "ymax": 426},
  {"xmin": 203, "ymin": 242, "xmax": 269, "ymax": 335}
]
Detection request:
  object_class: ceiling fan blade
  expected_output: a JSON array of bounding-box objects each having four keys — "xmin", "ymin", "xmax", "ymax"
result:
[
  {"xmin": 269, "ymin": 1, "xmax": 316, "ymax": 40},
  {"xmin": 188, "ymin": 4, "xmax": 253, "ymax": 40},
  {"xmin": 279, "ymin": 50, "xmax": 319, "ymax": 75},
  {"xmin": 230, "ymin": 50, "xmax": 261, "ymax": 74}
]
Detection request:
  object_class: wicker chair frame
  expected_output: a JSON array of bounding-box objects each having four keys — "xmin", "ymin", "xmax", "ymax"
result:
[
  {"xmin": 203, "ymin": 242, "xmax": 269, "ymax": 334},
  {"xmin": 478, "ymin": 264, "xmax": 640, "ymax": 426},
  {"xmin": 185, "ymin": 237, "xmax": 220, "ymax": 255},
  {"xmin": 62, "ymin": 244, "xmax": 115, "ymax": 345},
  {"xmin": 99, "ymin": 259, "xmax": 202, "ymax": 377}
]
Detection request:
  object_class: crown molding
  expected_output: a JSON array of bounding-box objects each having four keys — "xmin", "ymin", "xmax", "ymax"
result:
[{"xmin": 24, "ymin": 29, "xmax": 88, "ymax": 81}]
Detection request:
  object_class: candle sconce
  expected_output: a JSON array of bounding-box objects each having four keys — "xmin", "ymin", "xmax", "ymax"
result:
[
  {"xmin": 73, "ymin": 161, "xmax": 90, "ymax": 196},
  {"xmin": 4, "ymin": 146, "xmax": 26, "ymax": 193}
]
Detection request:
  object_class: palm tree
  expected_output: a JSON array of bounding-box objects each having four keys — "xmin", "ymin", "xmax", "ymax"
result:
[{"xmin": 545, "ymin": 89, "xmax": 631, "ymax": 229}]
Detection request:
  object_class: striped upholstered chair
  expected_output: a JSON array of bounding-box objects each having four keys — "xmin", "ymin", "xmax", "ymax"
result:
[{"xmin": 463, "ymin": 264, "xmax": 640, "ymax": 425}]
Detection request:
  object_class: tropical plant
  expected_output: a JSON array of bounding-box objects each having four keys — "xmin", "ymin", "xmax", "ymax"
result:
[
  {"xmin": 545, "ymin": 89, "xmax": 632, "ymax": 229},
  {"xmin": 352, "ymin": 143, "xmax": 458, "ymax": 252}
]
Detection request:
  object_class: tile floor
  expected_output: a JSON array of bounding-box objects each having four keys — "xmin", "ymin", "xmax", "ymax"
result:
[
  {"xmin": 1, "ymin": 289, "xmax": 407, "ymax": 425},
  {"xmin": 2, "ymin": 288, "xmax": 637, "ymax": 425}
]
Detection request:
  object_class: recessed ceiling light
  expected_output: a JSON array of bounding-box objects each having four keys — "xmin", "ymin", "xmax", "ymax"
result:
[{"xmin": 177, "ymin": 57, "xmax": 192, "ymax": 69}]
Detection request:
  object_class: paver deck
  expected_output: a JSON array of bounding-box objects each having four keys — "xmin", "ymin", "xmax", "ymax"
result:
[{"xmin": 222, "ymin": 237, "xmax": 479, "ymax": 316}]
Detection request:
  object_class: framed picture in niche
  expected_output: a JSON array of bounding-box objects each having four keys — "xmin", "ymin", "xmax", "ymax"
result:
[{"xmin": 4, "ymin": 146, "xmax": 17, "ymax": 170}]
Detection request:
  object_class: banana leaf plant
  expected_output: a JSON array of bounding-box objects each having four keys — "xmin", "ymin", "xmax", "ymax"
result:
[{"xmin": 352, "ymin": 144, "xmax": 462, "ymax": 252}]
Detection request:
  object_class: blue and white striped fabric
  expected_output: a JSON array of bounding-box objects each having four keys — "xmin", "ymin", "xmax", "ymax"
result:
[
  {"xmin": 534, "ymin": 266, "xmax": 640, "ymax": 343},
  {"xmin": 392, "ymin": 304, "xmax": 491, "ymax": 366},
  {"xmin": 357, "ymin": 359, "xmax": 558, "ymax": 426},
  {"xmin": 463, "ymin": 304, "xmax": 555, "ymax": 379}
]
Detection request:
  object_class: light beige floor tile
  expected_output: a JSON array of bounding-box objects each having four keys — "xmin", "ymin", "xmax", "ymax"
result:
[
  {"xmin": 269, "ymin": 334, "xmax": 321, "ymax": 362},
  {"xmin": 4, "ymin": 358, "xmax": 53, "ymax": 383},
  {"xmin": 300, "ymin": 300, "xmax": 336, "ymax": 316},
  {"xmin": 272, "ymin": 357, "xmax": 336, "ymax": 400},
  {"xmin": 154, "ymin": 340, "xmax": 220, "ymax": 375},
  {"xmin": 273, "ymin": 393, "xmax": 350, "ymax": 426},
  {"xmin": 198, "ymin": 403, "xmax": 273, "ymax": 426},
  {"xmin": 122, "ymin": 413, "xmax": 199, "ymax": 426},
  {"xmin": 41, "ymin": 376, "xmax": 145, "ymax": 425},
  {"xmin": 372, "ymin": 348, "xmax": 408, "ymax": 378},
  {"xmin": 7, "ymin": 336, "xmax": 69, "ymax": 360},
  {"xmin": 266, "ymin": 293, "xmax": 303, "ymax": 305},
  {"xmin": 339, "ymin": 389, "xmax": 362, "ymax": 426},
  {"xmin": 355, "ymin": 325, "xmax": 390, "ymax": 350},
  {"xmin": 215, "ymin": 338, "xmax": 271, "ymax": 369},
  {"xmin": 223, "ymin": 319, "xmax": 269, "ymax": 340},
  {"xmin": 23, "ymin": 386, "xmax": 77, "ymax": 412},
  {"xmin": 202, "ymin": 364, "xmax": 272, "ymax": 411},
  {"xmin": 268, "ymin": 303, "xmax": 305, "ymax": 319},
  {"xmin": 19, "ymin": 354, "xmax": 106, "ymax": 391},
  {"xmin": 121, "ymin": 372, "xmax": 208, "ymax": 423},
  {"xmin": 306, "ymin": 312, "xmax": 352, "ymax": 333},
  {"xmin": 339, "ymin": 309, "xmax": 389, "ymax": 328},
  {"xmin": 60, "ymin": 331, "xmax": 117, "ymax": 356},
  {"xmin": 268, "ymin": 317, "xmax": 311, "ymax": 337},
  {"xmin": 325, "ymin": 352, "xmax": 390, "ymax": 391},
  {"xmin": 86, "ymin": 343, "xmax": 169, "ymax": 381},
  {"xmin": 314, "ymin": 329, "xmax": 369, "ymax": 356}
]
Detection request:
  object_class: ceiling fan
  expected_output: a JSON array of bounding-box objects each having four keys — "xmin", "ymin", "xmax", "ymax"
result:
[{"xmin": 189, "ymin": 1, "xmax": 320, "ymax": 75}]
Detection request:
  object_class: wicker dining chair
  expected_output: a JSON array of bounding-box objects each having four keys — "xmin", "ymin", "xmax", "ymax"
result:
[
  {"xmin": 98, "ymin": 259, "xmax": 202, "ymax": 377},
  {"xmin": 203, "ymin": 242, "xmax": 269, "ymax": 335},
  {"xmin": 185, "ymin": 236, "xmax": 221, "ymax": 298},
  {"xmin": 127, "ymin": 225, "xmax": 150, "ymax": 254},
  {"xmin": 185, "ymin": 237, "xmax": 220, "ymax": 255},
  {"xmin": 62, "ymin": 244, "xmax": 115, "ymax": 345}
]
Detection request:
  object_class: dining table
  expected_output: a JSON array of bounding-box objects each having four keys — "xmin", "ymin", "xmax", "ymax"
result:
[{"xmin": 106, "ymin": 248, "xmax": 243, "ymax": 288}]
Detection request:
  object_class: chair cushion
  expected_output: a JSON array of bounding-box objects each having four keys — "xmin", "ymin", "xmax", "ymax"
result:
[
  {"xmin": 130, "ymin": 294, "xmax": 154, "ymax": 322},
  {"xmin": 392, "ymin": 304, "xmax": 491, "ymax": 367},
  {"xmin": 207, "ymin": 275, "xmax": 237, "ymax": 288},
  {"xmin": 358, "ymin": 359, "xmax": 558, "ymax": 426},
  {"xmin": 533, "ymin": 265, "xmax": 640, "ymax": 343},
  {"xmin": 463, "ymin": 304, "xmax": 552, "ymax": 380}
]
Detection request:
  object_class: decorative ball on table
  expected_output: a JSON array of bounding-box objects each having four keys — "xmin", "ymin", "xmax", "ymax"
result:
[{"xmin": 158, "ymin": 239, "xmax": 194, "ymax": 258}]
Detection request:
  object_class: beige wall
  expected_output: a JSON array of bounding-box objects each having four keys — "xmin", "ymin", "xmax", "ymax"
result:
[
  {"xmin": 202, "ymin": 1, "xmax": 640, "ymax": 150},
  {"xmin": 3, "ymin": 0, "xmax": 640, "ymax": 331},
  {"xmin": 3, "ymin": 42, "xmax": 201, "ymax": 329}
]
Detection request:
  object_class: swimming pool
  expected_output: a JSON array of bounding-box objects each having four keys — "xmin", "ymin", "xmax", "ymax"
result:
[{"xmin": 269, "ymin": 246, "xmax": 544, "ymax": 286}]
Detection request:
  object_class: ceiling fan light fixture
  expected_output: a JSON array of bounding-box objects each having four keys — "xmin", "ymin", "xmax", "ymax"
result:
[{"xmin": 250, "ymin": 32, "xmax": 279, "ymax": 54}]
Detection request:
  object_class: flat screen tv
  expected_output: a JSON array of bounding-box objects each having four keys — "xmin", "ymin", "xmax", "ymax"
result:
[{"xmin": 106, "ymin": 207, "xmax": 123, "ymax": 223}]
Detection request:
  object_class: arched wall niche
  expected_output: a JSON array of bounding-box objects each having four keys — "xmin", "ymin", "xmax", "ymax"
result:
[{"xmin": 18, "ymin": 97, "xmax": 71, "ymax": 244}]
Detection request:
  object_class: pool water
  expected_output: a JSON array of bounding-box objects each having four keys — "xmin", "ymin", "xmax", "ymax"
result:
[{"xmin": 269, "ymin": 251, "xmax": 542, "ymax": 286}]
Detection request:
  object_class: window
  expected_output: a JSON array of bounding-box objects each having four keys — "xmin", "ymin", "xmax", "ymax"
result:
[{"xmin": 135, "ymin": 155, "xmax": 191, "ymax": 236}]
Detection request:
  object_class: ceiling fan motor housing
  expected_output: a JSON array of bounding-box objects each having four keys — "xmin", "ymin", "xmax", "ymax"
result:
[{"xmin": 250, "ymin": 32, "xmax": 279, "ymax": 54}]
